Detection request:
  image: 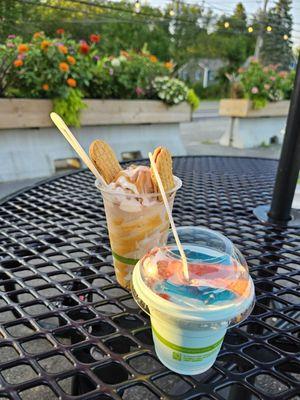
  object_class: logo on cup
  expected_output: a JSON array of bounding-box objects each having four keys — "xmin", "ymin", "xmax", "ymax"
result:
[{"xmin": 172, "ymin": 351, "xmax": 182, "ymax": 361}]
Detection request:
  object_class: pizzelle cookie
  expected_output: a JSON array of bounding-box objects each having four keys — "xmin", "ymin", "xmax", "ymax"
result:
[
  {"xmin": 151, "ymin": 146, "xmax": 175, "ymax": 193},
  {"xmin": 89, "ymin": 140, "xmax": 122, "ymax": 184}
]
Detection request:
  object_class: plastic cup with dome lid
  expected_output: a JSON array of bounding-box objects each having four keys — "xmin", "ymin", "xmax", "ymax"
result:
[{"xmin": 132, "ymin": 226, "xmax": 255, "ymax": 375}]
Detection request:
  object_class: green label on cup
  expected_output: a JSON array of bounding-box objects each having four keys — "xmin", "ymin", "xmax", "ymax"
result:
[
  {"xmin": 112, "ymin": 251, "xmax": 139, "ymax": 266},
  {"xmin": 172, "ymin": 351, "xmax": 182, "ymax": 361},
  {"xmin": 153, "ymin": 326, "xmax": 224, "ymax": 355},
  {"xmin": 172, "ymin": 352, "xmax": 214, "ymax": 362}
]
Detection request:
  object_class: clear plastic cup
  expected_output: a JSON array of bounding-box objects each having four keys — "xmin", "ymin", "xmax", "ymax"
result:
[
  {"xmin": 132, "ymin": 226, "xmax": 255, "ymax": 375},
  {"xmin": 95, "ymin": 176, "xmax": 182, "ymax": 289}
]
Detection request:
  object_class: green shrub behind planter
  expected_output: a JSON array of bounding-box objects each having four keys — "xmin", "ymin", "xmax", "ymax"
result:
[{"xmin": 53, "ymin": 89, "xmax": 86, "ymax": 127}]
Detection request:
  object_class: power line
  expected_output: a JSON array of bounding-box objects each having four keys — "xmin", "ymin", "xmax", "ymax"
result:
[
  {"xmin": 3, "ymin": 15, "xmax": 300, "ymax": 42},
  {"xmin": 12, "ymin": 0, "xmax": 210, "ymax": 26},
  {"xmin": 9, "ymin": 0, "xmax": 300, "ymax": 33}
]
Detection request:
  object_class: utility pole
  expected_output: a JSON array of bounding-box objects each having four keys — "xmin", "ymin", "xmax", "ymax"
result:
[{"xmin": 254, "ymin": 0, "xmax": 269, "ymax": 60}]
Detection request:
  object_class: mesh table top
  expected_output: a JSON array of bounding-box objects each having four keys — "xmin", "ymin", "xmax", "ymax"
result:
[{"xmin": 0, "ymin": 156, "xmax": 299, "ymax": 400}]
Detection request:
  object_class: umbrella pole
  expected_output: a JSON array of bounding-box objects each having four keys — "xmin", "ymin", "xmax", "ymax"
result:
[{"xmin": 267, "ymin": 55, "xmax": 300, "ymax": 224}]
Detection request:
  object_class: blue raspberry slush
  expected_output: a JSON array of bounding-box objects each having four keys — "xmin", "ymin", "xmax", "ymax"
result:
[{"xmin": 132, "ymin": 244, "xmax": 255, "ymax": 375}]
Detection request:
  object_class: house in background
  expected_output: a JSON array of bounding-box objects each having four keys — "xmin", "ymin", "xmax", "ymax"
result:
[{"xmin": 177, "ymin": 58, "xmax": 225, "ymax": 87}]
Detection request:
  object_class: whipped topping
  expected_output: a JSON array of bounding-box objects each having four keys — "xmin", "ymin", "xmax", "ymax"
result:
[
  {"xmin": 105, "ymin": 165, "xmax": 159, "ymax": 211},
  {"xmin": 108, "ymin": 165, "xmax": 155, "ymax": 195}
]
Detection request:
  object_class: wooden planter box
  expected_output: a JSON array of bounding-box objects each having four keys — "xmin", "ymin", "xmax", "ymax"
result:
[
  {"xmin": 0, "ymin": 98, "xmax": 191, "ymax": 129},
  {"xmin": 0, "ymin": 99, "xmax": 191, "ymax": 182},
  {"xmin": 219, "ymin": 99, "xmax": 290, "ymax": 118}
]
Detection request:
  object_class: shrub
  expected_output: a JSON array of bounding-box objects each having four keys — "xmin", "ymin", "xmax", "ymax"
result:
[
  {"xmin": 89, "ymin": 51, "xmax": 170, "ymax": 99},
  {"xmin": 0, "ymin": 32, "xmax": 197, "ymax": 124},
  {"xmin": 187, "ymin": 88, "xmax": 200, "ymax": 110},
  {"xmin": 1, "ymin": 32, "xmax": 97, "ymax": 99},
  {"xmin": 53, "ymin": 89, "xmax": 86, "ymax": 127},
  {"xmin": 152, "ymin": 76, "xmax": 188, "ymax": 105},
  {"xmin": 193, "ymin": 81, "xmax": 227, "ymax": 100},
  {"xmin": 234, "ymin": 59, "xmax": 295, "ymax": 109}
]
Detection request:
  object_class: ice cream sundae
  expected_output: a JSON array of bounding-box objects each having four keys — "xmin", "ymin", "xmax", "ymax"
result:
[{"xmin": 89, "ymin": 140, "xmax": 182, "ymax": 288}]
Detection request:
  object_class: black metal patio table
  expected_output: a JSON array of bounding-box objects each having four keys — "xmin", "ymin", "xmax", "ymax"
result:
[{"xmin": 0, "ymin": 156, "xmax": 299, "ymax": 400}]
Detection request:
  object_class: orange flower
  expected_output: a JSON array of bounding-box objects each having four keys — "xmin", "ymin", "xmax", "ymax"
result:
[
  {"xmin": 67, "ymin": 55, "xmax": 76, "ymax": 65},
  {"xmin": 33, "ymin": 32, "xmax": 43, "ymax": 39},
  {"xmin": 56, "ymin": 28, "xmax": 65, "ymax": 35},
  {"xmin": 164, "ymin": 61, "xmax": 174, "ymax": 70},
  {"xmin": 58, "ymin": 45, "xmax": 68, "ymax": 54},
  {"xmin": 59, "ymin": 62, "xmax": 69, "ymax": 72},
  {"xmin": 79, "ymin": 42, "xmax": 90, "ymax": 54},
  {"xmin": 18, "ymin": 44, "xmax": 29, "ymax": 53},
  {"xmin": 67, "ymin": 78, "xmax": 77, "ymax": 87},
  {"xmin": 42, "ymin": 83, "xmax": 49, "ymax": 91},
  {"xmin": 120, "ymin": 50, "xmax": 130, "ymax": 58},
  {"xmin": 149, "ymin": 55, "xmax": 158, "ymax": 63},
  {"xmin": 41, "ymin": 40, "xmax": 50, "ymax": 50},
  {"xmin": 13, "ymin": 59, "xmax": 23, "ymax": 67},
  {"xmin": 90, "ymin": 33, "xmax": 101, "ymax": 43}
]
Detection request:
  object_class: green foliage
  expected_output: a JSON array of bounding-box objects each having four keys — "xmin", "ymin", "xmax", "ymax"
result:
[
  {"xmin": 167, "ymin": 3, "xmax": 208, "ymax": 67},
  {"xmin": 0, "ymin": 31, "xmax": 195, "ymax": 124},
  {"xmin": 53, "ymin": 89, "xmax": 86, "ymax": 127},
  {"xmin": 232, "ymin": 60, "xmax": 294, "ymax": 109},
  {"xmin": 252, "ymin": 98, "xmax": 268, "ymax": 110},
  {"xmin": 214, "ymin": 2, "xmax": 255, "ymax": 72},
  {"xmin": 0, "ymin": 2, "xmax": 31, "ymax": 39},
  {"xmin": 187, "ymin": 89, "xmax": 200, "ymax": 110},
  {"xmin": 193, "ymin": 82, "xmax": 228, "ymax": 100},
  {"xmin": 279, "ymin": 69, "xmax": 295, "ymax": 98},
  {"xmin": 152, "ymin": 77, "xmax": 188, "ymax": 105},
  {"xmin": 0, "ymin": 32, "xmax": 97, "ymax": 98},
  {"xmin": 0, "ymin": 33, "xmax": 190, "ymax": 105},
  {"xmin": 0, "ymin": 0, "xmax": 256, "ymax": 74},
  {"xmin": 90, "ymin": 51, "xmax": 170, "ymax": 99},
  {"xmin": 216, "ymin": 3, "xmax": 247, "ymax": 33},
  {"xmin": 259, "ymin": 0, "xmax": 293, "ymax": 69},
  {"xmin": 0, "ymin": 38, "xmax": 18, "ymax": 96}
]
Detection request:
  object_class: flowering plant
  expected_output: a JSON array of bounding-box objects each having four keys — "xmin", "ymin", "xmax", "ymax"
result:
[
  {"xmin": 152, "ymin": 76, "xmax": 188, "ymax": 105},
  {"xmin": 0, "ymin": 32, "xmax": 198, "ymax": 125},
  {"xmin": 233, "ymin": 60, "xmax": 295, "ymax": 109},
  {"xmin": 1, "ymin": 32, "xmax": 98, "ymax": 99},
  {"xmin": 90, "ymin": 51, "xmax": 172, "ymax": 100}
]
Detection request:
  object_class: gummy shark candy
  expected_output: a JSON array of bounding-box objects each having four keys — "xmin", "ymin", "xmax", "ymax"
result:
[{"xmin": 154, "ymin": 280, "xmax": 236, "ymax": 305}]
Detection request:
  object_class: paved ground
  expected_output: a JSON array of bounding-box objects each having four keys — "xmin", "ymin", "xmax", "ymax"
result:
[
  {"xmin": 0, "ymin": 113, "xmax": 281, "ymax": 201},
  {"xmin": 181, "ymin": 117, "xmax": 281, "ymax": 159},
  {"xmin": 0, "ymin": 110, "xmax": 291, "ymax": 399},
  {"xmin": 193, "ymin": 100, "xmax": 220, "ymax": 119}
]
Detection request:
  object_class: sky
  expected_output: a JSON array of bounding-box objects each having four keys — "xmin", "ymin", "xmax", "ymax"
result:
[{"xmin": 147, "ymin": 0, "xmax": 300, "ymax": 47}]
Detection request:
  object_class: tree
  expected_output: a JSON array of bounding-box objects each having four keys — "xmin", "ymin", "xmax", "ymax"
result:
[
  {"xmin": 216, "ymin": 3, "xmax": 247, "ymax": 33},
  {"xmin": 166, "ymin": 1, "xmax": 208, "ymax": 66},
  {"xmin": 233, "ymin": 3, "xmax": 247, "ymax": 22},
  {"xmin": 0, "ymin": 0, "xmax": 34, "ymax": 40},
  {"xmin": 260, "ymin": 0, "xmax": 293, "ymax": 69},
  {"xmin": 215, "ymin": 3, "xmax": 255, "ymax": 68}
]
